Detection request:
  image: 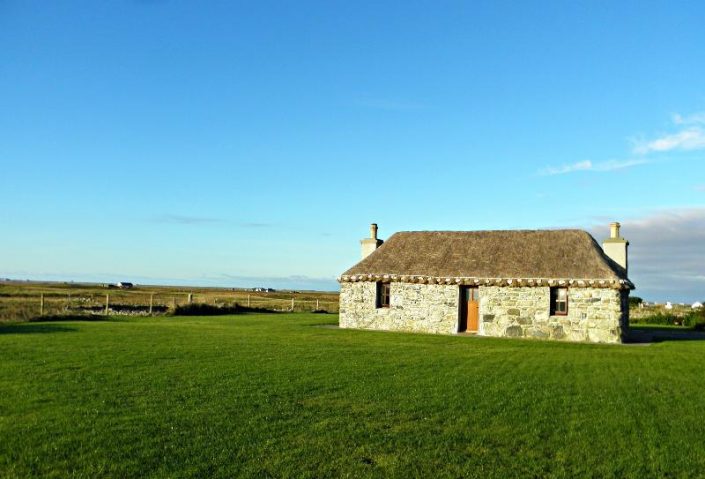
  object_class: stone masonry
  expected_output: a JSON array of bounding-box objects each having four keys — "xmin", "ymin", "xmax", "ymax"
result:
[
  {"xmin": 339, "ymin": 282, "xmax": 628, "ymax": 343},
  {"xmin": 480, "ymin": 286, "xmax": 627, "ymax": 343},
  {"xmin": 339, "ymin": 282, "xmax": 459, "ymax": 335}
]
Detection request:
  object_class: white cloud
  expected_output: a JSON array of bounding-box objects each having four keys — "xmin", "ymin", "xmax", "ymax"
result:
[
  {"xmin": 539, "ymin": 159, "xmax": 647, "ymax": 176},
  {"xmin": 672, "ymin": 111, "xmax": 705, "ymax": 125},
  {"xmin": 633, "ymin": 127, "xmax": 705, "ymax": 154},
  {"xmin": 588, "ymin": 207, "xmax": 705, "ymax": 302},
  {"xmin": 538, "ymin": 110, "xmax": 705, "ymax": 177},
  {"xmin": 539, "ymin": 160, "xmax": 592, "ymax": 176},
  {"xmin": 591, "ymin": 159, "xmax": 650, "ymax": 172}
]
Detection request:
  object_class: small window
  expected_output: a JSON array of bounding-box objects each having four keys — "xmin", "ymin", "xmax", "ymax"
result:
[
  {"xmin": 550, "ymin": 287, "xmax": 568, "ymax": 316},
  {"xmin": 376, "ymin": 282, "xmax": 390, "ymax": 308}
]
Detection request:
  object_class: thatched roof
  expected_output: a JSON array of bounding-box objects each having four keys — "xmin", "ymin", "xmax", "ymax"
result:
[{"xmin": 340, "ymin": 230, "xmax": 633, "ymax": 290}]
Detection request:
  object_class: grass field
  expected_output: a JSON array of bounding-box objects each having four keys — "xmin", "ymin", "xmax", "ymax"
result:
[
  {"xmin": 0, "ymin": 281, "xmax": 339, "ymax": 321},
  {"xmin": 2, "ymin": 313, "xmax": 705, "ymax": 478}
]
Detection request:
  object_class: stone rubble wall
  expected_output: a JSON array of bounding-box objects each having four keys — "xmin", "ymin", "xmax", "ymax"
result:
[
  {"xmin": 339, "ymin": 282, "xmax": 628, "ymax": 343},
  {"xmin": 339, "ymin": 282, "xmax": 459, "ymax": 335},
  {"xmin": 480, "ymin": 286, "xmax": 627, "ymax": 343}
]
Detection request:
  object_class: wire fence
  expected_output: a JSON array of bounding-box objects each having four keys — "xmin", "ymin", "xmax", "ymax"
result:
[{"xmin": 0, "ymin": 289, "xmax": 339, "ymax": 322}]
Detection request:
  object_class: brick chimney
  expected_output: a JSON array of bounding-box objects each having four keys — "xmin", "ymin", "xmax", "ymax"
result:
[
  {"xmin": 602, "ymin": 222, "xmax": 629, "ymax": 273},
  {"xmin": 360, "ymin": 223, "xmax": 383, "ymax": 259}
]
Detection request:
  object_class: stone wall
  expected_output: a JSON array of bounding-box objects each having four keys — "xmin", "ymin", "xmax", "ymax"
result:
[
  {"xmin": 339, "ymin": 282, "xmax": 459, "ymax": 334},
  {"xmin": 339, "ymin": 281, "xmax": 629, "ymax": 343},
  {"xmin": 480, "ymin": 286, "xmax": 627, "ymax": 343}
]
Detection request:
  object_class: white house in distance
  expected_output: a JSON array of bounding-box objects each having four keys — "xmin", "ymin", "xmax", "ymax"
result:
[{"xmin": 338, "ymin": 223, "xmax": 634, "ymax": 344}]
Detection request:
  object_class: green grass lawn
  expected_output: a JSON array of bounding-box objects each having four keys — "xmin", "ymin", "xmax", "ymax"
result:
[{"xmin": 2, "ymin": 314, "xmax": 705, "ymax": 478}]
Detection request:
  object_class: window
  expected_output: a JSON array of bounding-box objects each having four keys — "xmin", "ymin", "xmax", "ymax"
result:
[
  {"xmin": 376, "ymin": 282, "xmax": 390, "ymax": 308},
  {"xmin": 550, "ymin": 287, "xmax": 568, "ymax": 316}
]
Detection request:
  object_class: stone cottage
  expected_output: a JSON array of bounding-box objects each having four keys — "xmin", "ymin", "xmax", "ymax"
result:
[{"xmin": 338, "ymin": 223, "xmax": 633, "ymax": 343}]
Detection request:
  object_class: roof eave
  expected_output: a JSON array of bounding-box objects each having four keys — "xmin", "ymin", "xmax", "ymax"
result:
[{"xmin": 338, "ymin": 275, "xmax": 634, "ymax": 290}]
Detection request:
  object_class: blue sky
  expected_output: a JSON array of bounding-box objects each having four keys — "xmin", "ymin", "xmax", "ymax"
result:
[{"xmin": 1, "ymin": 1, "xmax": 704, "ymax": 300}]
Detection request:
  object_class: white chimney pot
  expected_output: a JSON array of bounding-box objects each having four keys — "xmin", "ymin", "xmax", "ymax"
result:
[{"xmin": 360, "ymin": 223, "xmax": 383, "ymax": 259}]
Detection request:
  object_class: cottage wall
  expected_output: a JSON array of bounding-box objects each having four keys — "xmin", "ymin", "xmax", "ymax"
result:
[
  {"xmin": 339, "ymin": 282, "xmax": 628, "ymax": 343},
  {"xmin": 480, "ymin": 286, "xmax": 627, "ymax": 343},
  {"xmin": 339, "ymin": 282, "xmax": 459, "ymax": 334}
]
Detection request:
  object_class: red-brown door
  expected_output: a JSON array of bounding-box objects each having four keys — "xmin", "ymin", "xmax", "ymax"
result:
[
  {"xmin": 467, "ymin": 287, "xmax": 479, "ymax": 332},
  {"xmin": 460, "ymin": 287, "xmax": 479, "ymax": 332}
]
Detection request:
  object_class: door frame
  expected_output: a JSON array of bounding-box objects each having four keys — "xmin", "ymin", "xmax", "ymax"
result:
[
  {"xmin": 458, "ymin": 287, "xmax": 468, "ymax": 332},
  {"xmin": 458, "ymin": 286, "xmax": 480, "ymax": 333}
]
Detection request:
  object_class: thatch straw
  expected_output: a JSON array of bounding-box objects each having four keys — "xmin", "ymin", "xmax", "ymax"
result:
[{"xmin": 340, "ymin": 230, "xmax": 633, "ymax": 289}]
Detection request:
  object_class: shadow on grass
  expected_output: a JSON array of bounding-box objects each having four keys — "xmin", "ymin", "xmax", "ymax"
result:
[
  {"xmin": 172, "ymin": 303, "xmax": 279, "ymax": 316},
  {"xmin": 28, "ymin": 315, "xmax": 126, "ymax": 323},
  {"xmin": 626, "ymin": 326, "xmax": 705, "ymax": 343},
  {"xmin": 0, "ymin": 323, "xmax": 77, "ymax": 335}
]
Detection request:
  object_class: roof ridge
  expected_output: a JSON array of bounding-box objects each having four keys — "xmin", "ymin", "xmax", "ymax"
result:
[{"xmin": 393, "ymin": 228, "xmax": 588, "ymax": 234}]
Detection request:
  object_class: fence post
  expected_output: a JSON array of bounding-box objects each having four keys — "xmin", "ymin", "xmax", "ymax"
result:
[
  {"xmin": 105, "ymin": 294, "xmax": 110, "ymax": 315},
  {"xmin": 40, "ymin": 293, "xmax": 44, "ymax": 316},
  {"xmin": 316, "ymin": 299, "xmax": 319, "ymax": 311},
  {"xmin": 188, "ymin": 293, "xmax": 193, "ymax": 304},
  {"xmin": 149, "ymin": 293, "xmax": 154, "ymax": 315},
  {"xmin": 247, "ymin": 294, "xmax": 250, "ymax": 307},
  {"xmin": 291, "ymin": 297, "xmax": 295, "ymax": 311}
]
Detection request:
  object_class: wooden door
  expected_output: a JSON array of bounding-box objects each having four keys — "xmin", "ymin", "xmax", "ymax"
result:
[{"xmin": 459, "ymin": 287, "xmax": 479, "ymax": 333}]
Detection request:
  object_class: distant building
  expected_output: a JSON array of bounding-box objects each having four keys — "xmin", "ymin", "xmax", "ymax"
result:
[
  {"xmin": 665, "ymin": 302, "xmax": 673, "ymax": 310},
  {"xmin": 117, "ymin": 282, "xmax": 134, "ymax": 289},
  {"xmin": 692, "ymin": 302, "xmax": 703, "ymax": 309}
]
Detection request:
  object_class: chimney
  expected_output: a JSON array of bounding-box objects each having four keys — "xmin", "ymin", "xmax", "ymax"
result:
[
  {"xmin": 360, "ymin": 223, "xmax": 383, "ymax": 259},
  {"xmin": 602, "ymin": 222, "xmax": 629, "ymax": 273},
  {"xmin": 610, "ymin": 222, "xmax": 620, "ymax": 239}
]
